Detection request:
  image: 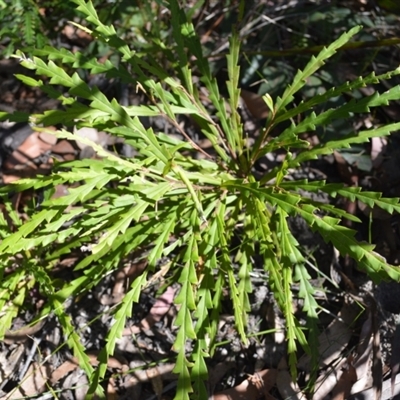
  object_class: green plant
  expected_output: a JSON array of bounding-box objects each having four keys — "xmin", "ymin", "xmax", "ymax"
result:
[
  {"xmin": 0, "ymin": 0, "xmax": 64, "ymax": 56},
  {"xmin": 0, "ymin": 0, "xmax": 162, "ymax": 57},
  {"xmin": 1, "ymin": 0, "xmax": 400, "ymax": 398}
]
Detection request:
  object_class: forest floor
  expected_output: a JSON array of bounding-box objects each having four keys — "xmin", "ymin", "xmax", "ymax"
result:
[{"xmin": 2, "ymin": 3, "xmax": 400, "ymax": 398}]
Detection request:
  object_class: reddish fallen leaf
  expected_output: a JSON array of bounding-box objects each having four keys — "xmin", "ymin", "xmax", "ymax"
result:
[
  {"xmin": 147, "ymin": 366, "xmax": 164, "ymax": 400},
  {"xmin": 99, "ymin": 260, "xmax": 148, "ymax": 305},
  {"xmin": 240, "ymin": 89, "xmax": 270, "ymax": 120},
  {"xmin": 38, "ymin": 129, "xmax": 57, "ymax": 145},
  {"xmin": 277, "ymin": 358, "xmax": 305, "ymax": 400},
  {"xmin": 351, "ymin": 307, "xmax": 374, "ymax": 394},
  {"xmin": 62, "ymin": 24, "xmax": 93, "ymax": 46},
  {"xmin": 140, "ymin": 286, "xmax": 176, "ymax": 331},
  {"xmin": 200, "ymin": 13, "xmax": 224, "ymax": 44},
  {"xmin": 371, "ymin": 137, "xmax": 387, "ymax": 169},
  {"xmin": 298, "ymin": 299, "xmax": 360, "ymax": 372},
  {"xmin": 3, "ymin": 170, "xmax": 44, "ymax": 183},
  {"xmin": 213, "ymin": 368, "xmax": 278, "ymax": 400},
  {"xmin": 122, "ymin": 286, "xmax": 175, "ymax": 335},
  {"xmin": 3, "ymin": 131, "xmax": 53, "ymax": 170},
  {"xmin": 107, "ymin": 377, "xmax": 119, "ymax": 400},
  {"xmin": 51, "ymin": 139, "xmax": 76, "ymax": 155},
  {"xmin": 50, "ymin": 359, "xmax": 79, "ymax": 385},
  {"xmin": 333, "ymin": 150, "xmax": 358, "ymax": 186},
  {"xmin": 124, "ymin": 364, "xmax": 176, "ymax": 387},
  {"xmin": 4, "ymin": 362, "xmax": 48, "ymax": 399},
  {"xmin": 331, "ymin": 356, "xmax": 357, "ymax": 400}
]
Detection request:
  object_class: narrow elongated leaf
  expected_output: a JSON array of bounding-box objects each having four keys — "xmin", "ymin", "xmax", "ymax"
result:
[
  {"xmin": 275, "ymin": 26, "xmax": 361, "ymax": 111},
  {"xmin": 282, "ymin": 180, "xmax": 400, "ymax": 216},
  {"xmin": 173, "ymin": 350, "xmax": 193, "ymax": 400},
  {"xmin": 52, "ymin": 297, "xmax": 100, "ymax": 396},
  {"xmin": 226, "ymin": 31, "xmax": 243, "ymax": 153},
  {"xmin": 87, "ymin": 272, "xmax": 147, "ymax": 395},
  {"xmin": 148, "ymin": 216, "xmax": 176, "ymax": 267},
  {"xmin": 278, "ymin": 85, "xmax": 400, "ymax": 139},
  {"xmin": 292, "ymin": 122, "xmax": 400, "ymax": 165},
  {"xmin": 273, "ymin": 67, "xmax": 400, "ymax": 125}
]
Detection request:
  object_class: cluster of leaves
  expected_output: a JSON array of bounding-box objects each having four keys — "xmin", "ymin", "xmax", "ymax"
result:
[
  {"xmin": 0, "ymin": 0, "xmax": 167, "ymax": 58},
  {"xmin": 2, "ymin": 0, "xmax": 400, "ymax": 398},
  {"xmin": 0, "ymin": 0, "xmax": 48, "ymax": 56}
]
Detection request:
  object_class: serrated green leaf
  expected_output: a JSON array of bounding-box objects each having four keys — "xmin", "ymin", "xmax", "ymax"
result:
[
  {"xmin": 294, "ymin": 264, "xmax": 319, "ymax": 319},
  {"xmin": 263, "ymin": 93, "xmax": 274, "ymax": 113},
  {"xmin": 174, "ymin": 299, "xmax": 197, "ymax": 349},
  {"xmin": 87, "ymin": 272, "xmax": 147, "ymax": 395},
  {"xmin": 0, "ymin": 269, "xmax": 26, "ymax": 338},
  {"xmin": 192, "ymin": 344, "xmax": 209, "ymax": 400},
  {"xmin": 148, "ymin": 216, "xmax": 176, "ymax": 267},
  {"xmin": 173, "ymin": 350, "xmax": 193, "ymax": 400},
  {"xmin": 51, "ymin": 297, "xmax": 100, "ymax": 396},
  {"xmin": 277, "ymin": 208, "xmax": 305, "ymax": 264},
  {"xmin": 279, "ymin": 85, "xmax": 400, "ymax": 139},
  {"xmin": 226, "ymin": 31, "xmax": 243, "ymax": 153},
  {"xmin": 276, "ymin": 26, "xmax": 362, "ymax": 111},
  {"xmin": 293, "ymin": 122, "xmax": 400, "ymax": 165},
  {"xmin": 0, "ymin": 209, "xmax": 59, "ymax": 253},
  {"xmin": 273, "ymin": 68, "xmax": 400, "ymax": 126},
  {"xmin": 322, "ymin": 185, "xmax": 400, "ymax": 214},
  {"xmin": 92, "ymin": 206, "xmax": 143, "ymax": 254},
  {"xmin": 141, "ymin": 182, "xmax": 172, "ymax": 201},
  {"xmin": 14, "ymin": 74, "xmax": 42, "ymax": 86}
]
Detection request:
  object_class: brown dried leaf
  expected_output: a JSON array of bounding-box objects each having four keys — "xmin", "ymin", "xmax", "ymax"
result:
[
  {"xmin": 124, "ymin": 364, "xmax": 176, "ymax": 386},
  {"xmin": 313, "ymin": 358, "xmax": 348, "ymax": 400},
  {"xmin": 38, "ymin": 129, "xmax": 57, "ymax": 145},
  {"xmin": 62, "ymin": 24, "xmax": 93, "ymax": 46},
  {"xmin": 331, "ymin": 356, "xmax": 357, "ymax": 400},
  {"xmin": 351, "ymin": 309, "xmax": 374, "ymax": 394},
  {"xmin": 5, "ymin": 362, "xmax": 48, "ymax": 399},
  {"xmin": 298, "ymin": 299, "xmax": 360, "ymax": 372},
  {"xmin": 276, "ymin": 358, "xmax": 305, "ymax": 400},
  {"xmin": 140, "ymin": 286, "xmax": 175, "ymax": 331},
  {"xmin": 51, "ymin": 139, "xmax": 76, "ymax": 155},
  {"xmin": 6, "ymin": 132, "xmax": 53, "ymax": 167},
  {"xmin": 4, "ymin": 319, "xmax": 47, "ymax": 343},
  {"xmin": 107, "ymin": 377, "xmax": 119, "ymax": 400},
  {"xmin": 99, "ymin": 260, "xmax": 148, "ymax": 306},
  {"xmin": 0, "ymin": 344, "xmax": 25, "ymax": 381},
  {"xmin": 371, "ymin": 137, "xmax": 387, "ymax": 169},
  {"xmin": 349, "ymin": 375, "xmax": 400, "ymax": 400},
  {"xmin": 240, "ymin": 89, "xmax": 269, "ymax": 120},
  {"xmin": 357, "ymin": 201, "xmax": 391, "ymax": 220},
  {"xmin": 73, "ymin": 126, "xmax": 115, "ymax": 150},
  {"xmin": 147, "ymin": 366, "xmax": 164, "ymax": 400},
  {"xmin": 52, "ymin": 184, "xmax": 69, "ymax": 199},
  {"xmin": 64, "ymin": 368, "xmax": 89, "ymax": 400},
  {"xmin": 333, "ymin": 150, "xmax": 358, "ymax": 186},
  {"xmin": 122, "ymin": 286, "xmax": 175, "ymax": 335},
  {"xmin": 213, "ymin": 368, "xmax": 278, "ymax": 400},
  {"xmin": 371, "ymin": 301, "xmax": 382, "ymax": 400},
  {"xmin": 50, "ymin": 360, "xmax": 79, "ymax": 385}
]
